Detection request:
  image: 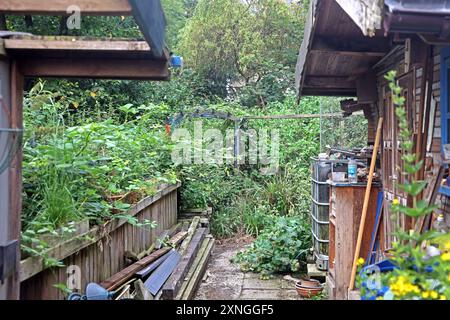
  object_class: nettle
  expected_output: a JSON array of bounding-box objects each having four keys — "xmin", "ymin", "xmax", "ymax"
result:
[{"xmin": 357, "ymin": 71, "xmax": 450, "ymax": 300}]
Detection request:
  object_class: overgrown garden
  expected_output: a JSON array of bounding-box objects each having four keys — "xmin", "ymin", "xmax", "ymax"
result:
[{"xmin": 6, "ymin": 0, "xmax": 367, "ymax": 275}]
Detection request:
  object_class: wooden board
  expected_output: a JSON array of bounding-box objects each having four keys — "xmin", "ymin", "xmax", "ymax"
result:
[
  {"xmin": 101, "ymin": 247, "xmax": 171, "ymax": 291},
  {"xmin": 179, "ymin": 238, "xmax": 215, "ymax": 300},
  {"xmin": 0, "ymin": 0, "xmax": 132, "ymax": 16},
  {"xmin": 161, "ymin": 228, "xmax": 207, "ymax": 300},
  {"xmin": 17, "ymin": 58, "xmax": 169, "ymax": 81},
  {"xmin": 135, "ymin": 251, "xmax": 172, "ymax": 279},
  {"xmin": 5, "ymin": 38, "xmax": 151, "ymax": 52},
  {"xmin": 144, "ymin": 249, "xmax": 181, "ymax": 296}
]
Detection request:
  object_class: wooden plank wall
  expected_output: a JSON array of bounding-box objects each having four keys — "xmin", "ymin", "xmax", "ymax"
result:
[
  {"xmin": 20, "ymin": 187, "xmax": 179, "ymax": 300},
  {"xmin": 375, "ymin": 43, "xmax": 446, "ymax": 249}
]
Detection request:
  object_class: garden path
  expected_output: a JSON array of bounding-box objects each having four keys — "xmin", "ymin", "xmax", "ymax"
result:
[{"xmin": 194, "ymin": 238, "xmax": 300, "ymax": 300}]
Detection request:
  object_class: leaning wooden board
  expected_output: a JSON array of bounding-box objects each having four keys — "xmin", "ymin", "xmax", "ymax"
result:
[
  {"xmin": 100, "ymin": 231, "xmax": 187, "ymax": 291},
  {"xmin": 177, "ymin": 237, "xmax": 215, "ymax": 300},
  {"xmin": 161, "ymin": 228, "xmax": 207, "ymax": 299}
]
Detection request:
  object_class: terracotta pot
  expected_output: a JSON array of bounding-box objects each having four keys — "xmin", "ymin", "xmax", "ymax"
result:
[
  {"xmin": 297, "ymin": 278, "xmax": 321, "ymax": 287},
  {"xmin": 295, "ymin": 284, "xmax": 324, "ymax": 298}
]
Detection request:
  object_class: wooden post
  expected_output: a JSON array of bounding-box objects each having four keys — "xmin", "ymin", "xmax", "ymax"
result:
[
  {"xmin": 0, "ymin": 60, "xmax": 23, "ymax": 300},
  {"xmin": 349, "ymin": 117, "xmax": 383, "ymax": 291}
]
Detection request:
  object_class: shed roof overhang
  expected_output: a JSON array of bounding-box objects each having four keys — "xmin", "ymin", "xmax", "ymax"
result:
[
  {"xmin": 0, "ymin": 0, "xmax": 167, "ymax": 58},
  {"xmin": 295, "ymin": 0, "xmax": 390, "ymax": 98},
  {"xmin": 296, "ymin": 0, "xmax": 450, "ymax": 99},
  {"xmin": 2, "ymin": 35, "xmax": 170, "ymax": 80}
]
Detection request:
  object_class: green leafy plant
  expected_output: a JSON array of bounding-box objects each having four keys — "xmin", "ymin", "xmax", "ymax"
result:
[{"xmin": 232, "ymin": 216, "xmax": 311, "ymax": 277}]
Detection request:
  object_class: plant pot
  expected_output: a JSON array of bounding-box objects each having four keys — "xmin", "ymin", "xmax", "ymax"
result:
[
  {"xmin": 295, "ymin": 283, "xmax": 324, "ymax": 298},
  {"xmin": 297, "ymin": 278, "xmax": 321, "ymax": 287}
]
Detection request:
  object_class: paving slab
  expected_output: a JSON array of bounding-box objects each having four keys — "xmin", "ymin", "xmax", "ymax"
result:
[
  {"xmin": 194, "ymin": 241, "xmax": 303, "ymax": 300},
  {"xmin": 239, "ymin": 289, "xmax": 282, "ymax": 300},
  {"xmin": 243, "ymin": 277, "xmax": 281, "ymax": 290}
]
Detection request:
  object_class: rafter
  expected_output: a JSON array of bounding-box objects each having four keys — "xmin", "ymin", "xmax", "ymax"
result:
[{"xmin": 0, "ymin": 0, "xmax": 132, "ymax": 16}]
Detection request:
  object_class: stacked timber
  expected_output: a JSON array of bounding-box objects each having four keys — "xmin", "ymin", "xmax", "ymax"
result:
[{"xmin": 97, "ymin": 215, "xmax": 214, "ymax": 300}]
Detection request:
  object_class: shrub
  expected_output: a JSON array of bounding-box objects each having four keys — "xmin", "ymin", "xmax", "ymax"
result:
[{"xmin": 232, "ymin": 216, "xmax": 311, "ymax": 277}]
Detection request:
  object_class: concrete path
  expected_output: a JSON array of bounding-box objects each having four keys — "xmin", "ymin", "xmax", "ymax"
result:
[{"xmin": 194, "ymin": 239, "xmax": 300, "ymax": 300}]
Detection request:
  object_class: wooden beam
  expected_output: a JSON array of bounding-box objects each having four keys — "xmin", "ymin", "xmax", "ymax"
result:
[
  {"xmin": 295, "ymin": 0, "xmax": 319, "ymax": 98},
  {"xmin": 311, "ymin": 36, "xmax": 390, "ymax": 57},
  {"xmin": 129, "ymin": 0, "xmax": 166, "ymax": 58},
  {"xmin": 5, "ymin": 38, "xmax": 151, "ymax": 53},
  {"xmin": 0, "ymin": 0, "xmax": 132, "ymax": 16},
  {"xmin": 304, "ymin": 76, "xmax": 355, "ymax": 89},
  {"xmin": 8, "ymin": 61, "xmax": 23, "ymax": 300},
  {"xmin": 17, "ymin": 57, "xmax": 169, "ymax": 80},
  {"xmin": 161, "ymin": 228, "xmax": 207, "ymax": 300}
]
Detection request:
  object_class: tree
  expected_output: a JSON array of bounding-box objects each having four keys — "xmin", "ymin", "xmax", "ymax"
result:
[{"xmin": 178, "ymin": 0, "xmax": 309, "ymax": 106}]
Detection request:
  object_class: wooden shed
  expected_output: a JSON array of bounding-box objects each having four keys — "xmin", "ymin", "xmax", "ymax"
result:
[
  {"xmin": 0, "ymin": 0, "xmax": 170, "ymax": 300},
  {"xmin": 296, "ymin": 0, "xmax": 450, "ymax": 299}
]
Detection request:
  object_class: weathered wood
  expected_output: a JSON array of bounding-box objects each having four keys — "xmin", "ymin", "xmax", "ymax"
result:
[
  {"xmin": 101, "ymin": 231, "xmax": 186, "ymax": 291},
  {"xmin": 311, "ymin": 35, "xmax": 390, "ymax": 56},
  {"xmin": 304, "ymin": 76, "xmax": 355, "ymax": 89},
  {"xmin": 175, "ymin": 239, "xmax": 210, "ymax": 300},
  {"xmin": 0, "ymin": 0, "xmax": 133, "ymax": 16},
  {"xmin": 135, "ymin": 250, "xmax": 172, "ymax": 279},
  {"xmin": 161, "ymin": 228, "xmax": 207, "ymax": 300},
  {"xmin": 5, "ymin": 38, "xmax": 151, "ymax": 52},
  {"xmin": 329, "ymin": 184, "xmax": 380, "ymax": 300},
  {"xmin": 335, "ymin": 0, "xmax": 383, "ymax": 36},
  {"xmin": 102, "ymin": 247, "xmax": 170, "ymax": 291},
  {"xmin": 178, "ymin": 216, "xmax": 201, "ymax": 256},
  {"xmin": 349, "ymin": 117, "xmax": 383, "ymax": 291},
  {"xmin": 7, "ymin": 61, "xmax": 23, "ymax": 300},
  {"xmin": 17, "ymin": 57, "xmax": 169, "ymax": 80},
  {"xmin": 179, "ymin": 238, "xmax": 215, "ymax": 300},
  {"xmin": 295, "ymin": 0, "xmax": 319, "ymax": 98},
  {"xmin": 128, "ymin": 0, "xmax": 166, "ymax": 57}
]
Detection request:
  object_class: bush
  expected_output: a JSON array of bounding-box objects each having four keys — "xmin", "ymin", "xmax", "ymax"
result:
[{"xmin": 232, "ymin": 216, "xmax": 311, "ymax": 277}]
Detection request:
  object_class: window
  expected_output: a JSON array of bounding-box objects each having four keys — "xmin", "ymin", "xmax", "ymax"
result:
[{"xmin": 440, "ymin": 47, "xmax": 450, "ymax": 149}]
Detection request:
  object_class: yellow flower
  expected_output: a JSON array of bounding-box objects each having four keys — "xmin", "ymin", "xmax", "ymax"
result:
[
  {"xmin": 376, "ymin": 297, "xmax": 384, "ymax": 300},
  {"xmin": 430, "ymin": 291, "xmax": 439, "ymax": 299},
  {"xmin": 442, "ymin": 252, "xmax": 450, "ymax": 262},
  {"xmin": 447, "ymin": 274, "xmax": 450, "ymax": 282},
  {"xmin": 440, "ymin": 295, "xmax": 447, "ymax": 300},
  {"xmin": 90, "ymin": 91, "xmax": 97, "ymax": 98},
  {"xmin": 392, "ymin": 198, "xmax": 400, "ymax": 205},
  {"xmin": 422, "ymin": 291, "xmax": 430, "ymax": 299},
  {"xmin": 357, "ymin": 258, "xmax": 365, "ymax": 266},
  {"xmin": 445, "ymin": 241, "xmax": 450, "ymax": 250}
]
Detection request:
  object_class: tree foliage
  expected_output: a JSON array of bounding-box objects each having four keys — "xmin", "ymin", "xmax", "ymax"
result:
[{"xmin": 178, "ymin": 0, "xmax": 308, "ymax": 105}]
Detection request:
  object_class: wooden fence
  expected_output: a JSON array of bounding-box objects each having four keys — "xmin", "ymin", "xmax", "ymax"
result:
[{"xmin": 20, "ymin": 183, "xmax": 180, "ymax": 300}]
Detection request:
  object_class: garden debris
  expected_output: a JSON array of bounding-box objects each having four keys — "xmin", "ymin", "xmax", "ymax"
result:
[
  {"xmin": 145, "ymin": 249, "xmax": 181, "ymax": 295},
  {"xmin": 100, "ymin": 231, "xmax": 187, "ymax": 291},
  {"xmin": 97, "ymin": 214, "xmax": 214, "ymax": 300},
  {"xmin": 177, "ymin": 236, "xmax": 215, "ymax": 300},
  {"xmin": 161, "ymin": 228, "xmax": 207, "ymax": 299},
  {"xmin": 178, "ymin": 216, "xmax": 201, "ymax": 256},
  {"xmin": 135, "ymin": 250, "xmax": 173, "ymax": 279}
]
